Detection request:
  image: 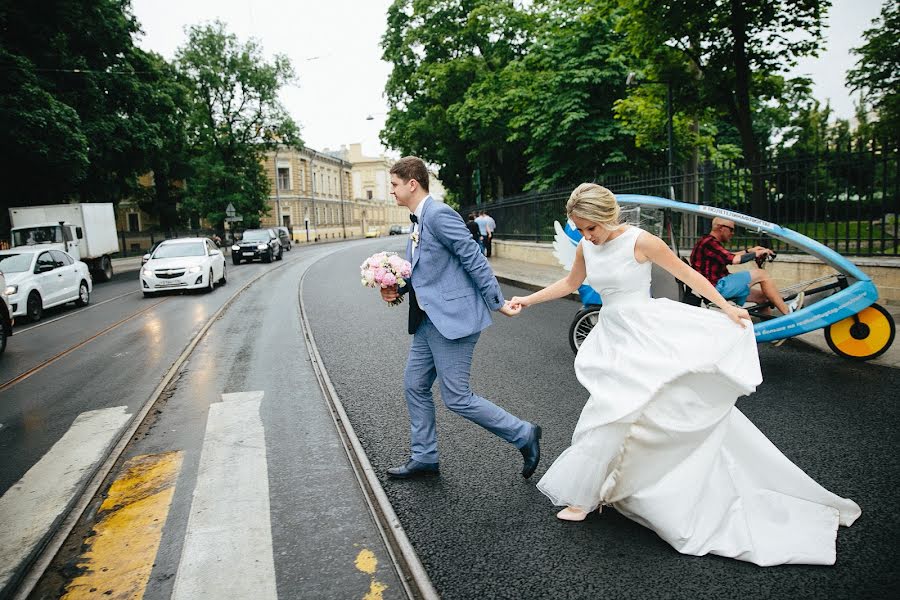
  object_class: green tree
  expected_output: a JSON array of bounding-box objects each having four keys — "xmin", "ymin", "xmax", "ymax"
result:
[
  {"xmin": 176, "ymin": 21, "xmax": 300, "ymax": 229},
  {"xmin": 847, "ymin": 0, "xmax": 899, "ymax": 145},
  {"xmin": 503, "ymin": 0, "xmax": 640, "ymax": 190},
  {"xmin": 616, "ymin": 0, "xmax": 831, "ymax": 216},
  {"xmin": 133, "ymin": 52, "xmax": 193, "ymax": 233},
  {"xmin": 381, "ymin": 0, "xmax": 531, "ymax": 202},
  {"xmin": 0, "ymin": 0, "xmax": 180, "ymax": 209}
]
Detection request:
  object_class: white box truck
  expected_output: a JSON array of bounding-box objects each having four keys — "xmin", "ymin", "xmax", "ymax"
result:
[{"xmin": 9, "ymin": 203, "xmax": 119, "ymax": 281}]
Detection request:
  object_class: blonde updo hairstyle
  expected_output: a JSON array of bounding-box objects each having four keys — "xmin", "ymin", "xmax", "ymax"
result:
[{"xmin": 565, "ymin": 183, "xmax": 621, "ymax": 231}]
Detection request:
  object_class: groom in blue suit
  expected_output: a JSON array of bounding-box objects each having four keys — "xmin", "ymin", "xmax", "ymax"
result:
[{"xmin": 380, "ymin": 156, "xmax": 541, "ymax": 479}]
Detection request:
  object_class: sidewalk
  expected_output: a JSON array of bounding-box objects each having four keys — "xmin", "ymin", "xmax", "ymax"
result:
[
  {"xmin": 111, "ymin": 255, "xmax": 143, "ymax": 273},
  {"xmin": 489, "ymin": 255, "xmax": 900, "ymax": 369}
]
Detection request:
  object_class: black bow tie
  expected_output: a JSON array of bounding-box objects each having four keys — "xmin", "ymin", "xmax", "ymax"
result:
[{"xmin": 409, "ymin": 214, "xmax": 418, "ymax": 224}]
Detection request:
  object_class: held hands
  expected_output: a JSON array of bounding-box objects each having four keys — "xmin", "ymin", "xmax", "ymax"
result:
[
  {"xmin": 499, "ymin": 300, "xmax": 522, "ymax": 317},
  {"xmin": 381, "ymin": 284, "xmax": 399, "ymax": 303}
]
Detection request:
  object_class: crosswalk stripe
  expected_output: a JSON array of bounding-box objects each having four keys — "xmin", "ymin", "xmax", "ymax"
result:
[
  {"xmin": 172, "ymin": 391, "xmax": 277, "ymax": 600},
  {"xmin": 0, "ymin": 406, "xmax": 132, "ymax": 590},
  {"xmin": 61, "ymin": 451, "xmax": 183, "ymax": 600}
]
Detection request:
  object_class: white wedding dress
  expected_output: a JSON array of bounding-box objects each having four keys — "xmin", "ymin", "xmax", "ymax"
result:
[{"xmin": 537, "ymin": 225, "xmax": 860, "ymax": 566}]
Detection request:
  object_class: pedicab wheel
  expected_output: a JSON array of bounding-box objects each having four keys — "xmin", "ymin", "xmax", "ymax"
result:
[
  {"xmin": 570, "ymin": 305, "xmax": 601, "ymax": 353},
  {"xmin": 824, "ymin": 303, "xmax": 896, "ymax": 361}
]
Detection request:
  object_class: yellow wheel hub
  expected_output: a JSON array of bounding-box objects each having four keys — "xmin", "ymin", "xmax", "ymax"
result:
[{"xmin": 825, "ymin": 304, "xmax": 896, "ymax": 361}]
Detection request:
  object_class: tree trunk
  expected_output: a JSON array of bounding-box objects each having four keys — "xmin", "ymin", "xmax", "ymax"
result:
[{"xmin": 729, "ymin": 0, "xmax": 767, "ymax": 220}]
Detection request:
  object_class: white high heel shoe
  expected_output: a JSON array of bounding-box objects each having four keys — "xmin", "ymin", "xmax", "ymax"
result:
[{"xmin": 556, "ymin": 506, "xmax": 602, "ymax": 521}]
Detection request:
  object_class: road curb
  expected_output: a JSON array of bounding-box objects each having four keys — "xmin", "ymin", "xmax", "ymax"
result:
[{"xmin": 298, "ymin": 262, "xmax": 439, "ymax": 600}]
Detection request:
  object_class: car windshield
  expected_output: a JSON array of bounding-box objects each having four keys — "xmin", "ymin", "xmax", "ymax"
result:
[
  {"xmin": 241, "ymin": 230, "xmax": 270, "ymax": 242},
  {"xmin": 12, "ymin": 226, "xmax": 64, "ymax": 246},
  {"xmin": 0, "ymin": 253, "xmax": 32, "ymax": 273},
  {"xmin": 153, "ymin": 243, "xmax": 206, "ymax": 258}
]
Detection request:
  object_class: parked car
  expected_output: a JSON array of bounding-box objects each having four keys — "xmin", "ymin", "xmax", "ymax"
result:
[
  {"xmin": 389, "ymin": 224, "xmax": 403, "ymax": 235},
  {"xmin": 365, "ymin": 227, "xmax": 381, "ymax": 238},
  {"xmin": 141, "ymin": 238, "xmax": 226, "ymax": 298},
  {"xmin": 0, "ymin": 269, "xmax": 12, "ymax": 355},
  {"xmin": 0, "ymin": 248, "xmax": 92, "ymax": 323},
  {"xmin": 231, "ymin": 228, "xmax": 282, "ymax": 264},
  {"xmin": 274, "ymin": 226, "xmax": 292, "ymax": 251},
  {"xmin": 401, "ymin": 224, "xmax": 412, "ymax": 234}
]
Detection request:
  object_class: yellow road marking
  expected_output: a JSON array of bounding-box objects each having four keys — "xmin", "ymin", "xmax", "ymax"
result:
[
  {"xmin": 355, "ymin": 548, "xmax": 387, "ymax": 600},
  {"xmin": 355, "ymin": 548, "xmax": 378, "ymax": 574},
  {"xmin": 62, "ymin": 451, "xmax": 183, "ymax": 600}
]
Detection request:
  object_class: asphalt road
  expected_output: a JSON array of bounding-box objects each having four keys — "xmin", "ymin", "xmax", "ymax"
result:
[
  {"xmin": 304, "ymin": 238, "xmax": 900, "ymax": 600},
  {"xmin": 3, "ymin": 245, "xmax": 404, "ymax": 600}
]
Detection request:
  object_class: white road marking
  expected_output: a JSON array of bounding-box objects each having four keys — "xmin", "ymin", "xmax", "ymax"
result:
[
  {"xmin": 172, "ymin": 391, "xmax": 276, "ymax": 600},
  {"xmin": 0, "ymin": 406, "xmax": 132, "ymax": 589},
  {"xmin": 14, "ymin": 290, "xmax": 141, "ymax": 334}
]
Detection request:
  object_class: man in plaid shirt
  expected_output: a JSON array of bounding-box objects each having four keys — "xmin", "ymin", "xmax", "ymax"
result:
[{"xmin": 690, "ymin": 217, "xmax": 803, "ymax": 316}]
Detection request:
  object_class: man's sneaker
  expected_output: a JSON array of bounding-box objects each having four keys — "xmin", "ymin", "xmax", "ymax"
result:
[{"xmin": 787, "ymin": 290, "xmax": 805, "ymax": 314}]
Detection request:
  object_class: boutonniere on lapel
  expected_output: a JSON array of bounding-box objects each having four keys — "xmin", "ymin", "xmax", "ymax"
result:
[{"xmin": 410, "ymin": 231, "xmax": 419, "ymax": 247}]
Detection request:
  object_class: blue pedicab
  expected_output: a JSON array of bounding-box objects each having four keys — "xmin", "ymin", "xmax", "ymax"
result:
[{"xmin": 556, "ymin": 194, "xmax": 896, "ymax": 361}]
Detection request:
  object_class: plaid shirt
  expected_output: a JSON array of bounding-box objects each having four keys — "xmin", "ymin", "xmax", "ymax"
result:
[{"xmin": 690, "ymin": 235, "xmax": 735, "ymax": 285}]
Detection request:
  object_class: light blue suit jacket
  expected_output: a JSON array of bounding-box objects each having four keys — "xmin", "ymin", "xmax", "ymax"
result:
[{"xmin": 404, "ymin": 197, "xmax": 504, "ymax": 340}]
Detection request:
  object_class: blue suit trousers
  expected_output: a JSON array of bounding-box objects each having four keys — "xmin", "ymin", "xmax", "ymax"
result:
[{"xmin": 404, "ymin": 316, "xmax": 532, "ymax": 464}]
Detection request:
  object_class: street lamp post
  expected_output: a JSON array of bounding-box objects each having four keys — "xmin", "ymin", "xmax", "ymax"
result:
[{"xmin": 627, "ymin": 72, "xmax": 675, "ymax": 200}]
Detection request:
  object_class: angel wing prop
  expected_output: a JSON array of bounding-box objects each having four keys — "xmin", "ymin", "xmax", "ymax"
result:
[{"xmin": 552, "ymin": 220, "xmax": 578, "ymax": 271}]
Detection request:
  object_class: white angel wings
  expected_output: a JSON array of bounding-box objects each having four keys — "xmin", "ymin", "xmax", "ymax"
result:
[{"xmin": 552, "ymin": 220, "xmax": 578, "ymax": 272}]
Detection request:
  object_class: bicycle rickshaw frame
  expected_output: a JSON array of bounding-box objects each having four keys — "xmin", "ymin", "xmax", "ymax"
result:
[{"xmin": 560, "ymin": 194, "xmax": 895, "ymax": 360}]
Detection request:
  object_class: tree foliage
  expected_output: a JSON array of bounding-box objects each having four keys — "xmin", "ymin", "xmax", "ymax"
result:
[
  {"xmin": 847, "ymin": 0, "xmax": 899, "ymax": 144},
  {"xmin": 0, "ymin": 0, "xmax": 180, "ymax": 208},
  {"xmin": 381, "ymin": 0, "xmax": 651, "ymax": 200},
  {"xmin": 175, "ymin": 21, "xmax": 301, "ymax": 229},
  {"xmin": 615, "ymin": 0, "xmax": 831, "ymax": 213}
]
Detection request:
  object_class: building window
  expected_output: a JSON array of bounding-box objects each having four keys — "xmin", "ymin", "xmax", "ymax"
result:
[
  {"xmin": 366, "ymin": 190, "xmax": 373, "ymax": 200},
  {"xmin": 277, "ymin": 167, "xmax": 290, "ymax": 190},
  {"xmin": 127, "ymin": 213, "xmax": 140, "ymax": 232}
]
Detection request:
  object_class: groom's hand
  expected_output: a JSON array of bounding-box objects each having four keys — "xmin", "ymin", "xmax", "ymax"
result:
[
  {"xmin": 499, "ymin": 301, "xmax": 521, "ymax": 317},
  {"xmin": 381, "ymin": 284, "xmax": 399, "ymax": 303}
]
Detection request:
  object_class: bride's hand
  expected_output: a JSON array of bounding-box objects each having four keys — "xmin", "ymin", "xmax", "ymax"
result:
[
  {"xmin": 509, "ymin": 295, "xmax": 530, "ymax": 309},
  {"xmin": 724, "ymin": 305, "xmax": 750, "ymax": 326}
]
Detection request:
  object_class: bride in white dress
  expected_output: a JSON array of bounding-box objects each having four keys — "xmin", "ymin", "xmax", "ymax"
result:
[{"xmin": 508, "ymin": 183, "xmax": 860, "ymax": 567}]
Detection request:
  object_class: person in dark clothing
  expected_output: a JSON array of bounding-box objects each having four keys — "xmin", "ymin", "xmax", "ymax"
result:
[{"xmin": 466, "ymin": 213, "xmax": 483, "ymax": 247}]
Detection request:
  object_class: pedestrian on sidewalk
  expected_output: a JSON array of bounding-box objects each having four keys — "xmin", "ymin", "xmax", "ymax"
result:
[
  {"xmin": 474, "ymin": 211, "xmax": 491, "ymax": 256},
  {"xmin": 465, "ymin": 213, "xmax": 483, "ymax": 246},
  {"xmin": 483, "ymin": 210, "xmax": 497, "ymax": 257},
  {"xmin": 379, "ymin": 156, "xmax": 541, "ymax": 480}
]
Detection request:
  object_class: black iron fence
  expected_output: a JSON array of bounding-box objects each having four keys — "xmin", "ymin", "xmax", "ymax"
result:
[{"xmin": 463, "ymin": 144, "xmax": 899, "ymax": 256}]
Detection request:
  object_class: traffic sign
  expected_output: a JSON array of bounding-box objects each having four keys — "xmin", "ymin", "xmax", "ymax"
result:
[
  {"xmin": 225, "ymin": 216, "xmax": 243, "ymax": 222},
  {"xmin": 225, "ymin": 203, "xmax": 236, "ymax": 218}
]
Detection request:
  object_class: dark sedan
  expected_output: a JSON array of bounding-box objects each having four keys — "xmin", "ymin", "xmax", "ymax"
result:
[{"xmin": 231, "ymin": 228, "xmax": 282, "ymax": 264}]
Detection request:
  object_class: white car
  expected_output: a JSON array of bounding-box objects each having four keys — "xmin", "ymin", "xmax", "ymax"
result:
[
  {"xmin": 0, "ymin": 248, "xmax": 92, "ymax": 323},
  {"xmin": 140, "ymin": 238, "xmax": 226, "ymax": 297}
]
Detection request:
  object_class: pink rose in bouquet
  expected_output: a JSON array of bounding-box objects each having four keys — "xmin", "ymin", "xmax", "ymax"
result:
[{"xmin": 360, "ymin": 251, "xmax": 412, "ymax": 306}]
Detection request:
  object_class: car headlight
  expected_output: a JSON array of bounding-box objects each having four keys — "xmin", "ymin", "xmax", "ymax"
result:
[
  {"xmin": 257, "ymin": 244, "xmax": 267, "ymax": 250},
  {"xmin": 142, "ymin": 268, "xmax": 153, "ymax": 277},
  {"xmin": 188, "ymin": 265, "xmax": 202, "ymax": 273},
  {"xmin": 231, "ymin": 245, "xmax": 240, "ymax": 251},
  {"xmin": 4, "ymin": 284, "xmax": 17, "ymax": 296}
]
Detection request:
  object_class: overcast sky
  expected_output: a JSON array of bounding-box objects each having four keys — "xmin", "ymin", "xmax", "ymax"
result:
[{"xmin": 132, "ymin": 0, "xmax": 885, "ymax": 158}]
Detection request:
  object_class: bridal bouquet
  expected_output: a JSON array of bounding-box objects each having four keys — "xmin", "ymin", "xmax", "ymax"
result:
[{"xmin": 360, "ymin": 252, "xmax": 412, "ymax": 306}]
